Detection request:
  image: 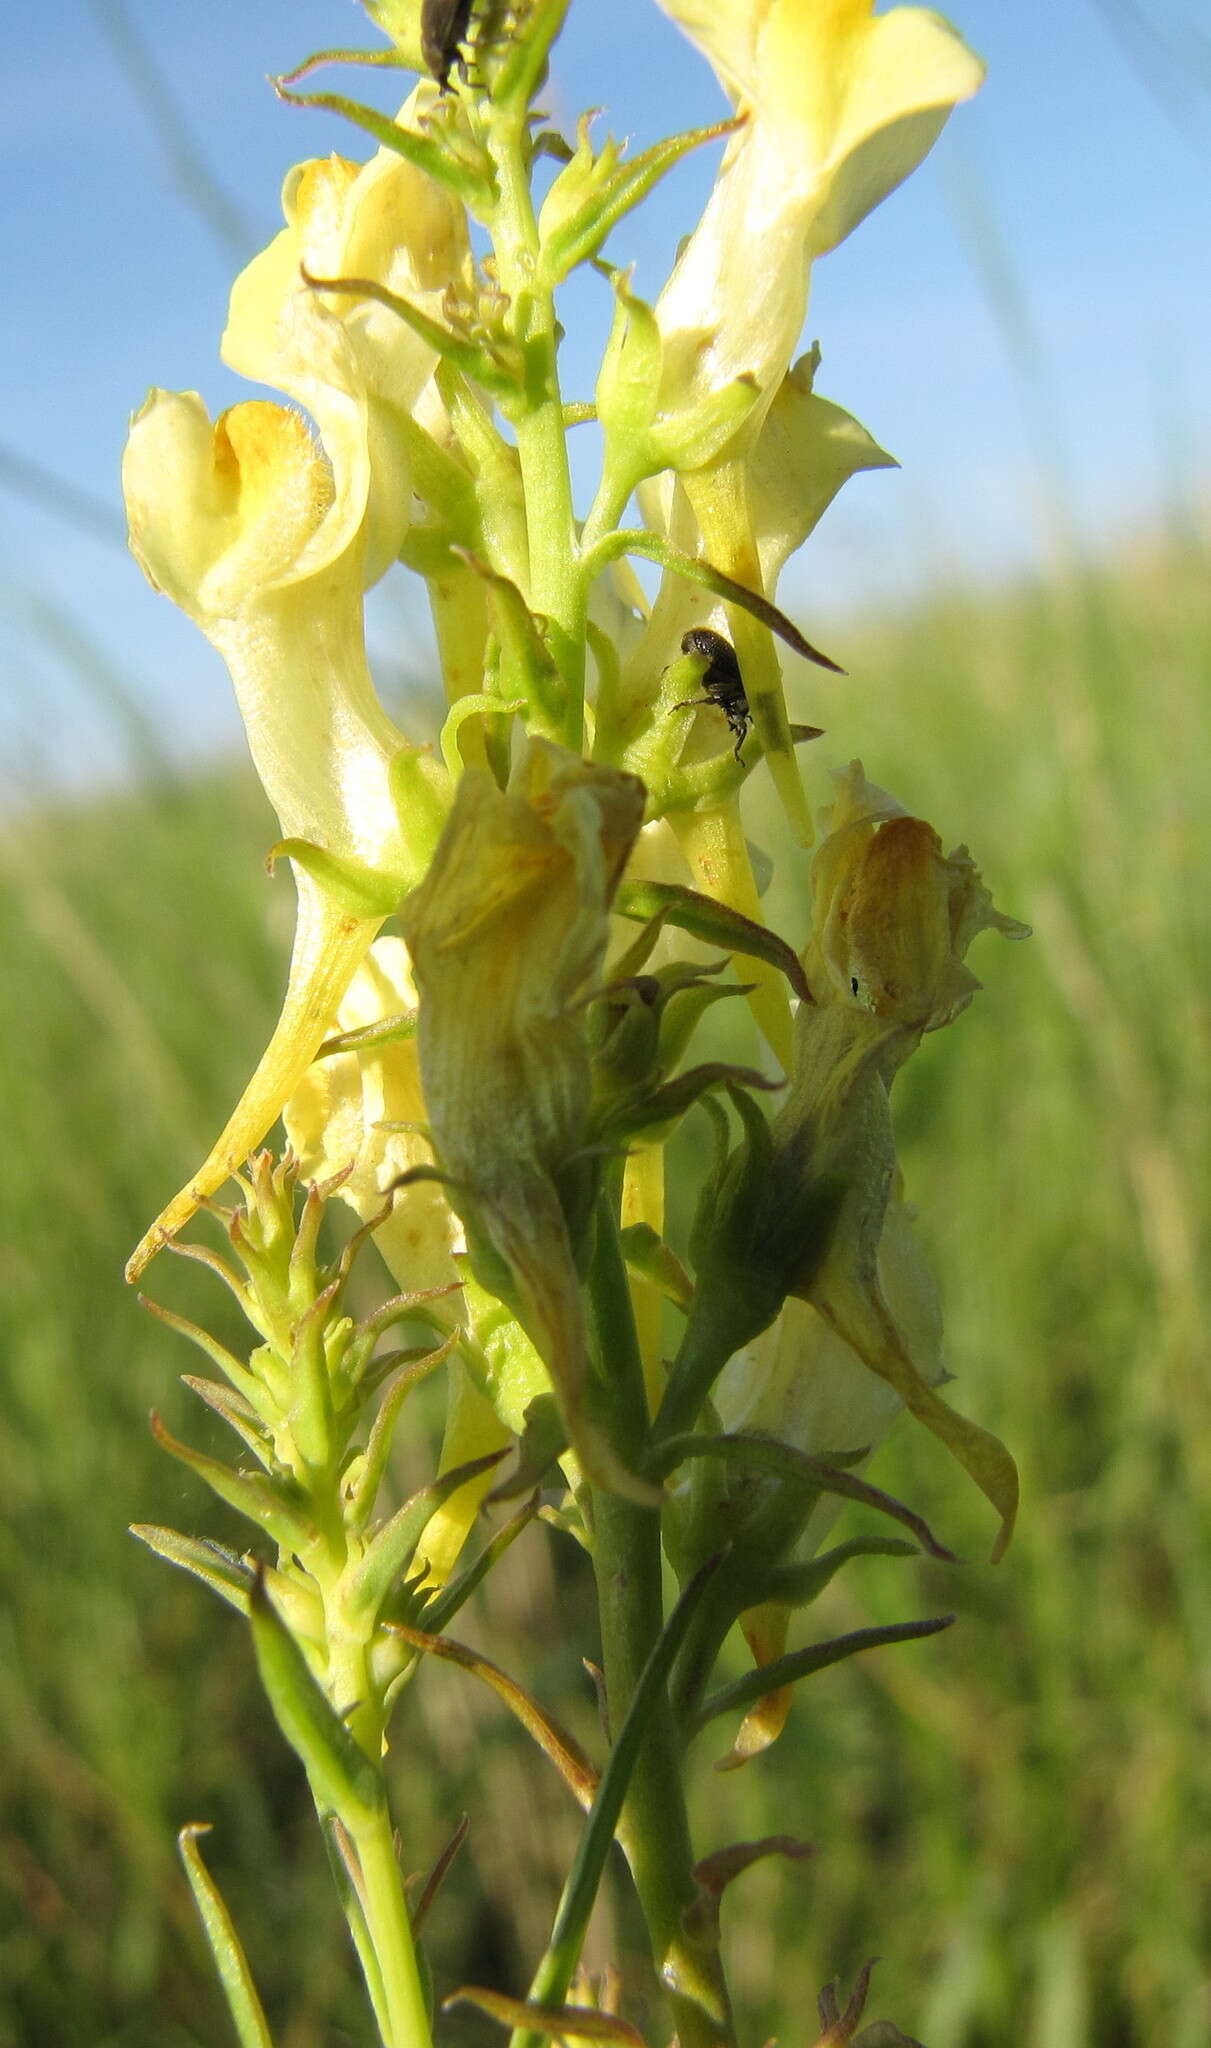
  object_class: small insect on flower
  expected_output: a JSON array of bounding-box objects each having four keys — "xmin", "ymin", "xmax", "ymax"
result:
[
  {"xmin": 421, "ymin": 0, "xmax": 475, "ymax": 91},
  {"xmin": 674, "ymin": 627, "xmax": 752, "ymax": 761}
]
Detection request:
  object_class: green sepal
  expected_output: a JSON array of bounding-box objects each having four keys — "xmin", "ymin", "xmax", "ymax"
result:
[
  {"xmin": 594, "ymin": 264, "xmax": 661, "ymax": 453},
  {"xmin": 420, "ymin": 1489, "xmax": 541, "ymax": 1633},
  {"xmin": 345, "ymin": 1450, "xmax": 506, "ymax": 1623},
  {"xmin": 318, "ymin": 1009, "xmax": 417, "ymax": 1060},
  {"xmin": 486, "ymin": 1391, "xmax": 567, "ymax": 1501},
  {"xmin": 130, "ymin": 1526, "xmax": 325, "ymax": 1640},
  {"xmin": 149, "ymin": 1412, "xmax": 313, "ymax": 1553},
  {"xmin": 491, "ymin": 0, "xmax": 572, "ymax": 109},
  {"xmin": 131, "ymin": 1525, "xmax": 252, "ymax": 1616},
  {"xmin": 539, "ymin": 115, "xmax": 744, "ymax": 287},
  {"xmin": 276, "ymin": 45, "xmax": 409, "ymax": 81},
  {"xmin": 652, "ymin": 373, "xmax": 760, "ymax": 475},
  {"xmin": 648, "ymin": 1432, "xmax": 955, "ymax": 1559},
  {"xmin": 178, "ymin": 1826, "xmax": 276, "ymax": 2048},
  {"xmin": 139, "ymin": 1294, "xmax": 269, "ymax": 1419},
  {"xmin": 452, "ymin": 550, "xmax": 567, "ymax": 728},
  {"xmin": 689, "ymin": 1614, "xmax": 955, "ymax": 1743},
  {"xmin": 249, "ymin": 1571, "xmax": 385, "ymax": 1819},
  {"xmin": 272, "ymin": 76, "xmax": 493, "ymax": 209},
  {"xmin": 606, "ymin": 1060, "xmax": 780, "ymax": 1144},
  {"xmin": 300, "ymin": 266, "xmax": 523, "ymax": 401},
  {"xmin": 182, "ymin": 1376, "xmax": 275, "ymax": 1469},
  {"xmin": 439, "ymin": 692, "xmax": 526, "ymax": 779},
  {"xmin": 344, "ymin": 1331, "xmax": 460, "ymax": 1529},
  {"xmin": 266, "ymin": 838, "xmax": 403, "ymax": 918},
  {"xmin": 619, "ymin": 1222, "xmax": 693, "ymax": 1316},
  {"xmin": 657, "ymin": 976, "xmax": 756, "ymax": 1074},
  {"xmin": 388, "ymin": 744, "xmax": 452, "ymax": 877},
  {"xmin": 583, "ymin": 528, "xmax": 843, "ymax": 675},
  {"xmin": 615, "ymin": 881, "xmax": 811, "ymax": 1003}
]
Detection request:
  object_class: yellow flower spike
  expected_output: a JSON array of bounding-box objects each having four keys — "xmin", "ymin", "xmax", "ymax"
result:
[
  {"xmin": 400, "ymin": 740, "xmax": 651, "ymax": 1498},
  {"xmin": 123, "ymin": 391, "xmax": 423, "ymax": 1279},
  {"xmin": 654, "ymin": 0, "xmax": 984, "ymax": 438}
]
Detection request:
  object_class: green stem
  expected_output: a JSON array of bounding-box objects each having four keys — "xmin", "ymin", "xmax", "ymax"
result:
[
  {"xmin": 349, "ymin": 1803, "xmax": 435, "ymax": 2048},
  {"xmin": 486, "ymin": 106, "xmax": 583, "ymax": 747},
  {"xmin": 586, "ymin": 1200, "xmax": 736, "ymax": 2048}
]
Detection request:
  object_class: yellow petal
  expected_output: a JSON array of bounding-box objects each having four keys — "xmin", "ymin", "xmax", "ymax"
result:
[
  {"xmin": 284, "ymin": 935, "xmax": 462, "ymax": 1296},
  {"xmin": 654, "ymin": 0, "xmax": 983, "ymax": 427},
  {"xmin": 127, "ymin": 880, "xmax": 382, "ymax": 1280}
]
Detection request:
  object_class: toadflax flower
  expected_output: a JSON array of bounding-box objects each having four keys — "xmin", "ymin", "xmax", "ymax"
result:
[
  {"xmin": 400, "ymin": 739, "xmax": 649, "ymax": 1493},
  {"xmin": 697, "ymin": 763, "xmax": 1029, "ymax": 1559},
  {"xmin": 653, "ymin": 0, "xmax": 984, "ymax": 447},
  {"xmin": 123, "ymin": 112, "xmax": 466, "ymax": 1279}
]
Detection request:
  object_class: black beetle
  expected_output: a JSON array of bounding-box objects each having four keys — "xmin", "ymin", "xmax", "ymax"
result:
[
  {"xmin": 421, "ymin": 0, "xmax": 475, "ymax": 91},
  {"xmin": 674, "ymin": 627, "xmax": 751, "ymax": 760}
]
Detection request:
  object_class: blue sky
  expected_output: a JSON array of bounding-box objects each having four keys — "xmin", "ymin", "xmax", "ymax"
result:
[{"xmin": 2, "ymin": 0, "xmax": 1207, "ymax": 788}]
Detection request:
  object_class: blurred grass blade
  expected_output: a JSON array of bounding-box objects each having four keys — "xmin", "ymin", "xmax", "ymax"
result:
[
  {"xmin": 444, "ymin": 1987, "xmax": 644, "ymax": 2042},
  {"xmin": 178, "ymin": 1825, "xmax": 275, "ymax": 2048}
]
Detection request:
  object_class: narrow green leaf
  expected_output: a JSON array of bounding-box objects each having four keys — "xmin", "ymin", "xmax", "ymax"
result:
[
  {"xmin": 542, "ymin": 116, "xmax": 743, "ymax": 284},
  {"xmin": 301, "ymin": 268, "xmax": 521, "ymax": 400},
  {"xmin": 583, "ymin": 530, "xmax": 843, "ymax": 674},
  {"xmin": 131, "ymin": 1525, "xmax": 251, "ymax": 1614},
  {"xmin": 615, "ymin": 879, "xmax": 812, "ymax": 1002},
  {"xmin": 178, "ymin": 1826, "xmax": 275, "ymax": 2048},
  {"xmin": 411, "ymin": 1813, "xmax": 470, "ymax": 1937},
  {"xmin": 181, "ymin": 1376, "xmax": 274, "ymax": 1469},
  {"xmin": 346, "ymin": 1331, "xmax": 461, "ymax": 1529},
  {"xmin": 248, "ymin": 1571, "xmax": 384, "ymax": 1821},
  {"xmin": 421, "ymin": 1491, "xmax": 541, "ymax": 1633},
  {"xmin": 646, "ymin": 1434, "xmax": 955, "ymax": 1561},
  {"xmin": 619, "ymin": 1223, "xmax": 693, "ymax": 1316},
  {"xmin": 765, "ymin": 1536, "xmax": 918, "ymax": 1610},
  {"xmin": 393, "ymin": 1624, "xmax": 598, "ymax": 1810},
  {"xmin": 272, "ymin": 79, "xmax": 491, "ymax": 205},
  {"xmin": 149, "ymin": 1413, "xmax": 312, "ymax": 1552},
  {"xmin": 321, "ymin": 1814, "xmax": 390, "ymax": 2045},
  {"xmin": 691, "ymin": 1616, "xmax": 956, "ymax": 1742},
  {"xmin": 318, "ymin": 1008, "xmax": 417, "ymax": 1059}
]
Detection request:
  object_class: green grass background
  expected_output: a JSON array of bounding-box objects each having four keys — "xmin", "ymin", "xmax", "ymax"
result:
[{"xmin": 2, "ymin": 530, "xmax": 1209, "ymax": 2046}]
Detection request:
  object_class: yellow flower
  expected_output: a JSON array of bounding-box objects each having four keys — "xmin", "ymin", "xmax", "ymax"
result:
[
  {"xmin": 284, "ymin": 936, "xmax": 460, "ymax": 1293},
  {"xmin": 400, "ymin": 740, "xmax": 648, "ymax": 1492},
  {"xmin": 693, "ymin": 765, "xmax": 1026, "ymax": 1556},
  {"xmin": 223, "ymin": 98, "xmax": 473, "ymax": 572},
  {"xmin": 654, "ymin": 0, "xmax": 984, "ymax": 437},
  {"xmin": 122, "ymin": 392, "xmax": 422, "ymax": 1279},
  {"xmin": 807, "ymin": 760, "xmax": 1030, "ymax": 1039}
]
